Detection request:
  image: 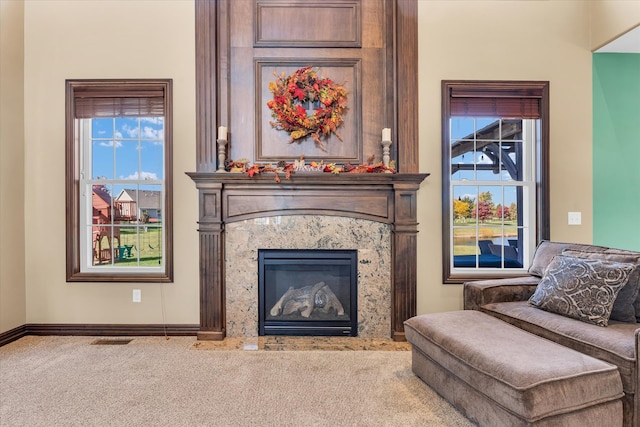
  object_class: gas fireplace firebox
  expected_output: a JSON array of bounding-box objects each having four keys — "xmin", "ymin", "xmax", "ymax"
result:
[{"xmin": 258, "ymin": 249, "xmax": 358, "ymax": 336}]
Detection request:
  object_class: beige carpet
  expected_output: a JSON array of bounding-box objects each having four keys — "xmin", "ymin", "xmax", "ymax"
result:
[{"xmin": 0, "ymin": 336, "xmax": 474, "ymax": 427}]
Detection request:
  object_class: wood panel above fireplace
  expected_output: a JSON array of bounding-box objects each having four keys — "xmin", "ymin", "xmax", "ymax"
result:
[{"xmin": 194, "ymin": 0, "xmax": 418, "ymax": 173}]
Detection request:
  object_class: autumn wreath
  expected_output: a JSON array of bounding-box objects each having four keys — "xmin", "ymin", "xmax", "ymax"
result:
[{"xmin": 266, "ymin": 66, "xmax": 347, "ymax": 151}]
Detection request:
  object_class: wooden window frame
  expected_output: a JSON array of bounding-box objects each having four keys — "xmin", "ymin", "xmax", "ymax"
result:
[
  {"xmin": 65, "ymin": 79, "xmax": 173, "ymax": 282},
  {"xmin": 442, "ymin": 80, "xmax": 550, "ymax": 284}
]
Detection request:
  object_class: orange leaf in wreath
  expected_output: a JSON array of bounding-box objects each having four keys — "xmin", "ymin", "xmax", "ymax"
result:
[{"xmin": 294, "ymin": 88, "xmax": 306, "ymax": 101}]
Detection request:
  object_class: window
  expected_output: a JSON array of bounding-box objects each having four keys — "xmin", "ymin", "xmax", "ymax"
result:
[
  {"xmin": 442, "ymin": 81, "xmax": 549, "ymax": 284},
  {"xmin": 66, "ymin": 79, "xmax": 173, "ymax": 282}
]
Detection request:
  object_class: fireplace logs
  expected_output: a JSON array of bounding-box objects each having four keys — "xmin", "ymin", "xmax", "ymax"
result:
[{"xmin": 270, "ymin": 281, "xmax": 345, "ymax": 318}]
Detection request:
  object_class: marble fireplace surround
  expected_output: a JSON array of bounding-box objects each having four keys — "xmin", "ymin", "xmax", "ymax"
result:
[
  {"xmin": 187, "ymin": 172, "xmax": 428, "ymax": 341},
  {"xmin": 226, "ymin": 216, "xmax": 390, "ymax": 338}
]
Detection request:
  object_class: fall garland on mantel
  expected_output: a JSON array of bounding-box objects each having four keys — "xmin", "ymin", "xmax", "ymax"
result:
[{"xmin": 225, "ymin": 155, "xmax": 396, "ymax": 183}]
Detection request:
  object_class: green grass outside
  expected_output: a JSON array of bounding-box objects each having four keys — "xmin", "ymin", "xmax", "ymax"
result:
[
  {"xmin": 453, "ymin": 219, "xmax": 519, "ymax": 256},
  {"xmin": 455, "ymin": 246, "xmax": 480, "ymax": 256},
  {"xmin": 94, "ymin": 226, "xmax": 163, "ymax": 267}
]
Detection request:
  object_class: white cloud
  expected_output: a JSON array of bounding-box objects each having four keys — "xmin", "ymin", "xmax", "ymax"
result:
[
  {"xmin": 99, "ymin": 140, "xmax": 122, "ymax": 148},
  {"xmin": 141, "ymin": 126, "xmax": 163, "ymax": 140},
  {"xmin": 118, "ymin": 122, "xmax": 163, "ymax": 140},
  {"xmin": 121, "ymin": 171, "xmax": 159, "ymax": 180},
  {"xmin": 122, "ymin": 124, "xmax": 138, "ymax": 138},
  {"xmin": 141, "ymin": 117, "xmax": 163, "ymax": 125}
]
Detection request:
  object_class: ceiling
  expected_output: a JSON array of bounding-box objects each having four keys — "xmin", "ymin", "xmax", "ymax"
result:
[{"xmin": 595, "ymin": 25, "xmax": 640, "ymax": 53}]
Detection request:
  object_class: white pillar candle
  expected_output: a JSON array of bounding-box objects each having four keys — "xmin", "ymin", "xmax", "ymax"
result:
[
  {"xmin": 382, "ymin": 128, "xmax": 391, "ymax": 141},
  {"xmin": 218, "ymin": 126, "xmax": 228, "ymax": 141}
]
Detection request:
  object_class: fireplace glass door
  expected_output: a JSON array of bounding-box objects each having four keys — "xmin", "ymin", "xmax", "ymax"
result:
[{"xmin": 258, "ymin": 249, "xmax": 358, "ymax": 336}]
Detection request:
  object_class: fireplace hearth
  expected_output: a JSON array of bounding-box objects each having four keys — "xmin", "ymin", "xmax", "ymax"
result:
[{"xmin": 259, "ymin": 249, "xmax": 358, "ymax": 336}]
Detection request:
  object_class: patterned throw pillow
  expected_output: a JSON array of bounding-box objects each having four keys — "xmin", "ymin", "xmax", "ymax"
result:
[
  {"xmin": 529, "ymin": 255, "xmax": 637, "ymax": 326},
  {"xmin": 562, "ymin": 249, "xmax": 640, "ymax": 323},
  {"xmin": 528, "ymin": 241, "xmax": 608, "ymax": 277}
]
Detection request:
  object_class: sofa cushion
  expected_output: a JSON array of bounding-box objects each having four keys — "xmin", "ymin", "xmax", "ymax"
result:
[
  {"xmin": 563, "ymin": 249, "xmax": 640, "ymax": 323},
  {"xmin": 463, "ymin": 275, "xmax": 541, "ymax": 311},
  {"xmin": 529, "ymin": 255, "xmax": 636, "ymax": 326},
  {"xmin": 601, "ymin": 248, "xmax": 640, "ymax": 323},
  {"xmin": 528, "ymin": 240, "xmax": 608, "ymax": 277},
  {"xmin": 481, "ymin": 300, "xmax": 639, "ymax": 394}
]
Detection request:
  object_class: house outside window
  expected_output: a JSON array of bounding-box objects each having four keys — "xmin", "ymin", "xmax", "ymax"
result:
[
  {"xmin": 66, "ymin": 79, "xmax": 173, "ymax": 282},
  {"xmin": 442, "ymin": 80, "xmax": 549, "ymax": 284}
]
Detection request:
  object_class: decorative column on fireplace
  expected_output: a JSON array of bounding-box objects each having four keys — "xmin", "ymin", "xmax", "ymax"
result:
[{"xmin": 259, "ymin": 249, "xmax": 358, "ymax": 336}]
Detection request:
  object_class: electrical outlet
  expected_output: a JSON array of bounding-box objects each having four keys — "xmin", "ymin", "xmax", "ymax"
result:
[
  {"xmin": 132, "ymin": 289, "xmax": 141, "ymax": 303},
  {"xmin": 568, "ymin": 212, "xmax": 582, "ymax": 225}
]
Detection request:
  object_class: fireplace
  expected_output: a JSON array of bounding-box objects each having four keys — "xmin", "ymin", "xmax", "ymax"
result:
[
  {"xmin": 190, "ymin": 0, "xmax": 424, "ymax": 341},
  {"xmin": 187, "ymin": 173, "xmax": 428, "ymax": 341},
  {"xmin": 258, "ymin": 249, "xmax": 358, "ymax": 336}
]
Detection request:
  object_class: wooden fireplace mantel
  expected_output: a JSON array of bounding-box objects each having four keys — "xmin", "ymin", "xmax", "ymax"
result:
[{"xmin": 187, "ymin": 172, "xmax": 428, "ymax": 341}]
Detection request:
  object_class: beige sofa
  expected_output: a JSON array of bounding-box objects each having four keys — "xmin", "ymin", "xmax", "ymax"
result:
[{"xmin": 464, "ymin": 241, "xmax": 640, "ymax": 427}]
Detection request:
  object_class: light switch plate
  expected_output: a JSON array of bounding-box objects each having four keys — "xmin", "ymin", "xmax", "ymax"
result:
[
  {"xmin": 132, "ymin": 289, "xmax": 141, "ymax": 303},
  {"xmin": 568, "ymin": 212, "xmax": 582, "ymax": 225}
]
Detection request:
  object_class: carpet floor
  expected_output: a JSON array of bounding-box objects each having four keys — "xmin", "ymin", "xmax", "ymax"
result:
[{"xmin": 0, "ymin": 336, "xmax": 474, "ymax": 427}]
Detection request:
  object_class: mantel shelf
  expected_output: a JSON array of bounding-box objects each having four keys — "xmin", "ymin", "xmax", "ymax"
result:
[
  {"xmin": 187, "ymin": 172, "xmax": 429, "ymax": 186},
  {"xmin": 187, "ymin": 172, "xmax": 429, "ymax": 226}
]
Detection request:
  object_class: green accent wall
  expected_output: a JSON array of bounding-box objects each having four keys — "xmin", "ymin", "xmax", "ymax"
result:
[{"xmin": 593, "ymin": 53, "xmax": 640, "ymax": 250}]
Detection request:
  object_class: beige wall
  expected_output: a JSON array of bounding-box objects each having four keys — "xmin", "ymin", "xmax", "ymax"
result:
[
  {"xmin": 416, "ymin": 0, "xmax": 594, "ymax": 314},
  {"xmin": 590, "ymin": 0, "xmax": 640, "ymax": 50},
  {"xmin": 0, "ymin": 0, "xmax": 26, "ymax": 333},
  {"xmin": 22, "ymin": 0, "xmax": 199, "ymax": 326},
  {"xmin": 3, "ymin": 0, "xmax": 632, "ymax": 332}
]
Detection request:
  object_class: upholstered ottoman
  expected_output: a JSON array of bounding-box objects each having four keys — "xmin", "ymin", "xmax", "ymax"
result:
[{"xmin": 405, "ymin": 310, "xmax": 624, "ymax": 427}]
